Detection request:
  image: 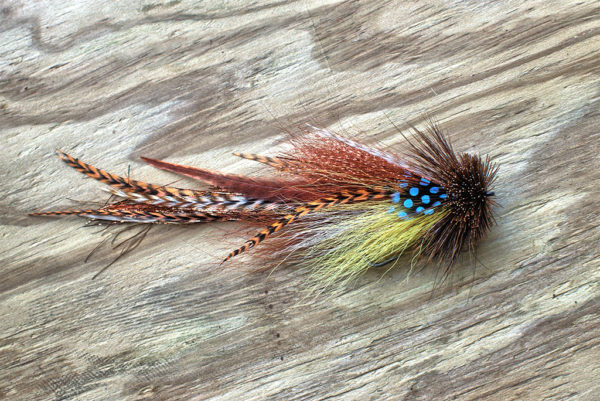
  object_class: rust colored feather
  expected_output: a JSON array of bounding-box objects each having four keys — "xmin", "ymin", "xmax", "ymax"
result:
[
  {"xmin": 141, "ymin": 156, "xmax": 321, "ymax": 202},
  {"xmin": 279, "ymin": 128, "xmax": 409, "ymax": 188}
]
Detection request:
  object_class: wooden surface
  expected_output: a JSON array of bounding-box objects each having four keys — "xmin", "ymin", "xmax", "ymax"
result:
[{"xmin": 2, "ymin": 1, "xmax": 599, "ymax": 400}]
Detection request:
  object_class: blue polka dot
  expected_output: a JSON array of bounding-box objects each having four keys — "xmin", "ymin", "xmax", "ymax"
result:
[
  {"xmin": 440, "ymin": 193, "xmax": 448, "ymax": 199},
  {"xmin": 409, "ymin": 187, "xmax": 419, "ymax": 196},
  {"xmin": 424, "ymin": 209, "xmax": 434, "ymax": 215},
  {"xmin": 430, "ymin": 187, "xmax": 439, "ymax": 194},
  {"xmin": 403, "ymin": 199, "xmax": 413, "ymax": 208},
  {"xmin": 421, "ymin": 195, "xmax": 430, "ymax": 204},
  {"xmin": 420, "ymin": 178, "xmax": 430, "ymax": 186},
  {"xmin": 416, "ymin": 206, "xmax": 424, "ymax": 213},
  {"xmin": 387, "ymin": 207, "xmax": 395, "ymax": 214},
  {"xmin": 397, "ymin": 211, "xmax": 408, "ymax": 219},
  {"xmin": 432, "ymin": 201, "xmax": 441, "ymax": 207},
  {"xmin": 391, "ymin": 192, "xmax": 400, "ymax": 203}
]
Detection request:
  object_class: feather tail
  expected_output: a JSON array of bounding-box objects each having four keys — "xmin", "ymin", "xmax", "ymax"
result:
[
  {"xmin": 55, "ymin": 151, "xmax": 292, "ymax": 213},
  {"xmin": 108, "ymin": 187, "xmax": 290, "ymax": 213},
  {"xmin": 141, "ymin": 156, "xmax": 318, "ymax": 202},
  {"xmin": 222, "ymin": 188, "xmax": 391, "ymax": 263},
  {"xmin": 232, "ymin": 152, "xmax": 295, "ymax": 171},
  {"xmin": 30, "ymin": 205, "xmax": 236, "ymax": 224},
  {"xmin": 57, "ymin": 151, "xmax": 208, "ymax": 199}
]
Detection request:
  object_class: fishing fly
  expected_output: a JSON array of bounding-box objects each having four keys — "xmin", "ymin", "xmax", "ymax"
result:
[{"xmin": 31, "ymin": 125, "xmax": 498, "ymax": 286}]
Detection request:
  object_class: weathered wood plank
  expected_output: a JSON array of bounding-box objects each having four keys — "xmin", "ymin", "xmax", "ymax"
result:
[{"xmin": 1, "ymin": 1, "xmax": 599, "ymax": 400}]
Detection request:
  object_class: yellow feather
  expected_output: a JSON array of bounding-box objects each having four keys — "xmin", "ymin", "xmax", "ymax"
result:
[{"xmin": 291, "ymin": 202, "xmax": 447, "ymax": 288}]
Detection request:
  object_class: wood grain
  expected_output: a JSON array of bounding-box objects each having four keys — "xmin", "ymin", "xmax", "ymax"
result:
[{"xmin": 2, "ymin": 1, "xmax": 599, "ymax": 400}]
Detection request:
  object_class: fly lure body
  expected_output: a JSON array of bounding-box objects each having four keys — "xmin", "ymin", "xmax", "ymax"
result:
[{"xmin": 31, "ymin": 125, "xmax": 498, "ymax": 285}]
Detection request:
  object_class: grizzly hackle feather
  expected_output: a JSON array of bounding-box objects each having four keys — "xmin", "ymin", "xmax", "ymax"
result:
[{"xmin": 31, "ymin": 125, "xmax": 497, "ymax": 286}]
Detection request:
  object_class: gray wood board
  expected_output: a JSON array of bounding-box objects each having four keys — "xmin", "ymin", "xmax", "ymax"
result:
[{"xmin": 1, "ymin": 1, "xmax": 599, "ymax": 400}]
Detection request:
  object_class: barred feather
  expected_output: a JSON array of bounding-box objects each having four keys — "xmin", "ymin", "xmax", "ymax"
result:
[
  {"xmin": 232, "ymin": 152, "xmax": 295, "ymax": 171},
  {"xmin": 31, "ymin": 202, "xmax": 236, "ymax": 224},
  {"xmin": 108, "ymin": 187, "xmax": 290, "ymax": 212},
  {"xmin": 222, "ymin": 188, "xmax": 391, "ymax": 262},
  {"xmin": 58, "ymin": 151, "xmax": 209, "ymax": 199}
]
